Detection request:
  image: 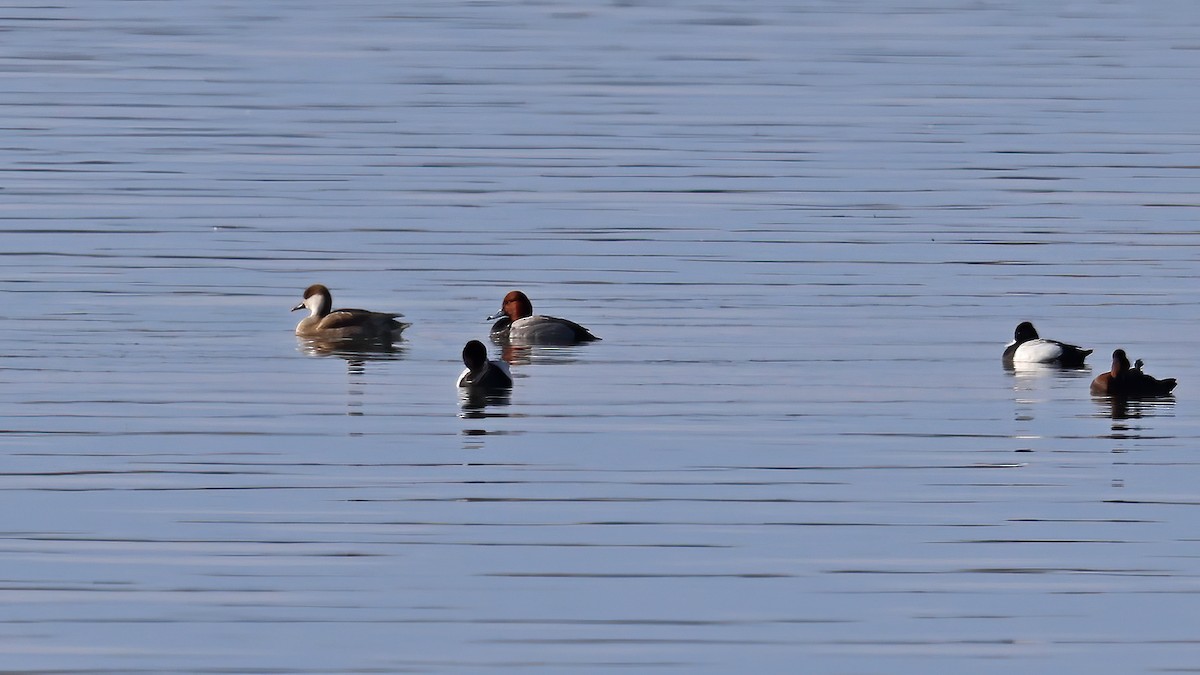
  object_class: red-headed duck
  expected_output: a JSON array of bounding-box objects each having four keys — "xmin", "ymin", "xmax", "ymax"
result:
[
  {"xmin": 1090, "ymin": 349, "xmax": 1177, "ymax": 397},
  {"xmin": 487, "ymin": 290, "xmax": 599, "ymax": 344},
  {"xmin": 457, "ymin": 339, "xmax": 513, "ymax": 388},
  {"xmin": 292, "ymin": 284, "xmax": 408, "ymax": 341},
  {"xmin": 1003, "ymin": 321, "xmax": 1091, "ymax": 367}
]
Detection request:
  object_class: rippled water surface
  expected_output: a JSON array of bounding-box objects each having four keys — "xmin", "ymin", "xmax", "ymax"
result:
[{"xmin": 4, "ymin": 1, "xmax": 1200, "ymax": 673}]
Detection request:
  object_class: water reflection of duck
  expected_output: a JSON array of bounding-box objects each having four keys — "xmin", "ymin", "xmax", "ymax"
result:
[
  {"xmin": 488, "ymin": 290, "xmax": 599, "ymax": 344},
  {"xmin": 1003, "ymin": 321, "xmax": 1091, "ymax": 368},
  {"xmin": 292, "ymin": 284, "xmax": 409, "ymax": 341},
  {"xmin": 1090, "ymin": 349, "xmax": 1177, "ymax": 397},
  {"xmin": 458, "ymin": 386, "xmax": 511, "ymax": 416},
  {"xmin": 1099, "ymin": 394, "xmax": 1175, "ymax": 421},
  {"xmin": 497, "ymin": 342, "xmax": 595, "ymax": 368},
  {"xmin": 296, "ymin": 336, "xmax": 406, "ymax": 363}
]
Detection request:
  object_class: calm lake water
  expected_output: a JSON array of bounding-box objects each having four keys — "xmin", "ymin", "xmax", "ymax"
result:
[{"xmin": 3, "ymin": 1, "xmax": 1200, "ymax": 673}]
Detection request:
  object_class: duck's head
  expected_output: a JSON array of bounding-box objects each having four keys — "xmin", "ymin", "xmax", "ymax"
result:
[
  {"xmin": 1013, "ymin": 321, "xmax": 1039, "ymax": 343},
  {"xmin": 488, "ymin": 290, "xmax": 534, "ymax": 322},
  {"xmin": 293, "ymin": 284, "xmax": 332, "ymax": 316},
  {"xmin": 1111, "ymin": 349, "xmax": 1131, "ymax": 376},
  {"xmin": 462, "ymin": 339, "xmax": 490, "ymax": 373}
]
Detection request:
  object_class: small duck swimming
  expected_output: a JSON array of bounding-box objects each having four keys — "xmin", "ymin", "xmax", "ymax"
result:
[
  {"xmin": 488, "ymin": 290, "xmax": 599, "ymax": 344},
  {"xmin": 457, "ymin": 340, "xmax": 513, "ymax": 388},
  {"xmin": 1090, "ymin": 349, "xmax": 1177, "ymax": 397},
  {"xmin": 1003, "ymin": 321, "xmax": 1091, "ymax": 367},
  {"xmin": 292, "ymin": 284, "xmax": 408, "ymax": 341}
]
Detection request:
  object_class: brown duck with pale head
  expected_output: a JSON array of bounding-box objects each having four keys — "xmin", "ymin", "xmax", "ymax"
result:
[{"xmin": 292, "ymin": 284, "xmax": 408, "ymax": 341}]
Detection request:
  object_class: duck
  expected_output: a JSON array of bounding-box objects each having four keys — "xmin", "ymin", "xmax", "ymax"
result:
[
  {"xmin": 1090, "ymin": 349, "xmax": 1177, "ymax": 397},
  {"xmin": 457, "ymin": 340, "xmax": 513, "ymax": 388},
  {"xmin": 487, "ymin": 290, "xmax": 599, "ymax": 344},
  {"xmin": 292, "ymin": 284, "xmax": 408, "ymax": 341},
  {"xmin": 1003, "ymin": 321, "xmax": 1091, "ymax": 367}
]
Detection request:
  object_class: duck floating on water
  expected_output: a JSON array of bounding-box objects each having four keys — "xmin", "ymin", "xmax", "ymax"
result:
[
  {"xmin": 457, "ymin": 340, "xmax": 513, "ymax": 389},
  {"xmin": 292, "ymin": 284, "xmax": 408, "ymax": 341},
  {"xmin": 1090, "ymin": 349, "xmax": 1176, "ymax": 397},
  {"xmin": 1003, "ymin": 321, "xmax": 1091, "ymax": 367},
  {"xmin": 488, "ymin": 290, "xmax": 599, "ymax": 344}
]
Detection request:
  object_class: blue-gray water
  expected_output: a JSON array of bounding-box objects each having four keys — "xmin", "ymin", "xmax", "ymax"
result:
[{"xmin": 3, "ymin": 1, "xmax": 1200, "ymax": 673}]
